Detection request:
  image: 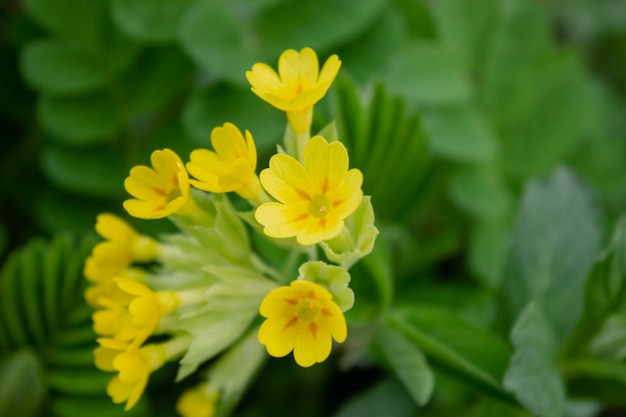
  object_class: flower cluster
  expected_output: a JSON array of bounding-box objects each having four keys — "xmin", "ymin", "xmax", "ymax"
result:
[{"xmin": 85, "ymin": 47, "xmax": 378, "ymax": 416}]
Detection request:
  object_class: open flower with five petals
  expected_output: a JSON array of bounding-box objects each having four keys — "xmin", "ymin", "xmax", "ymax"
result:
[
  {"xmin": 258, "ymin": 280, "xmax": 347, "ymax": 367},
  {"xmin": 124, "ymin": 149, "xmax": 191, "ymax": 219},
  {"xmin": 187, "ymin": 123, "xmax": 263, "ymax": 202},
  {"xmin": 255, "ymin": 135, "xmax": 363, "ymax": 246},
  {"xmin": 246, "ymin": 47, "xmax": 340, "ymax": 134}
]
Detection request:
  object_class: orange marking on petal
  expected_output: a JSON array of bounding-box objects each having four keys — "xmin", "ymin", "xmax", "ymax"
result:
[
  {"xmin": 319, "ymin": 218, "xmax": 327, "ymax": 229},
  {"xmin": 284, "ymin": 298, "xmax": 298, "ymax": 306},
  {"xmin": 321, "ymin": 177, "xmax": 329, "ymax": 194},
  {"xmin": 293, "ymin": 213, "xmax": 308, "ymax": 222},
  {"xmin": 308, "ymin": 290, "xmax": 316, "ymax": 299},
  {"xmin": 295, "ymin": 189, "xmax": 311, "ymax": 200},
  {"xmin": 321, "ymin": 308, "xmax": 332, "ymax": 316},
  {"xmin": 172, "ymin": 174, "xmax": 179, "ymax": 187},
  {"xmin": 152, "ymin": 187, "xmax": 167, "ymax": 196},
  {"xmin": 284, "ymin": 317, "xmax": 298, "ymax": 329},
  {"xmin": 309, "ymin": 322, "xmax": 318, "ymax": 339},
  {"xmin": 332, "ymin": 199, "xmax": 345, "ymax": 208}
]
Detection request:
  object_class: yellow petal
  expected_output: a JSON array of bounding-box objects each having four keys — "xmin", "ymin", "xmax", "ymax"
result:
[
  {"xmin": 293, "ymin": 321, "xmax": 327, "ymax": 367},
  {"xmin": 259, "ymin": 169, "xmax": 310, "ymax": 204},
  {"xmin": 322, "ymin": 303, "xmax": 347, "ymax": 343},
  {"xmin": 245, "ymin": 130, "xmax": 257, "ymax": 171},
  {"xmin": 259, "ymin": 316, "xmax": 298, "ymax": 358},
  {"xmin": 151, "ymin": 149, "xmax": 183, "ymax": 179},
  {"xmin": 255, "ymin": 202, "xmax": 309, "ymax": 239},
  {"xmin": 246, "ymin": 63, "xmax": 283, "ymax": 94},
  {"xmin": 217, "ymin": 158, "xmax": 254, "ymax": 191},
  {"xmin": 211, "ymin": 123, "xmax": 242, "ymax": 161},
  {"xmin": 295, "ymin": 216, "xmax": 344, "ymax": 246},
  {"xmin": 318, "ymin": 54, "xmax": 341, "ymax": 86},
  {"xmin": 94, "ymin": 346, "xmax": 119, "ymax": 371},
  {"xmin": 259, "ymin": 286, "xmax": 299, "ymax": 318},
  {"xmin": 95, "ymin": 213, "xmax": 135, "ymax": 242},
  {"xmin": 116, "ymin": 278, "xmax": 150, "ymax": 296},
  {"xmin": 303, "ymin": 136, "xmax": 349, "ymax": 193},
  {"xmin": 263, "ymin": 153, "xmax": 311, "ymax": 199},
  {"xmin": 124, "ymin": 167, "xmax": 165, "ymax": 200},
  {"xmin": 125, "ymin": 377, "xmax": 148, "ymax": 411}
]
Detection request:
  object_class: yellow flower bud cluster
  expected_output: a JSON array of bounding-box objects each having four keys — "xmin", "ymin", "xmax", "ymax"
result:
[{"xmin": 84, "ymin": 47, "xmax": 378, "ymax": 415}]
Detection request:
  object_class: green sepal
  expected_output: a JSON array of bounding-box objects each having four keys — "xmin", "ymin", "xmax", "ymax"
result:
[
  {"xmin": 297, "ymin": 261, "xmax": 354, "ymax": 312},
  {"xmin": 317, "ymin": 120, "xmax": 339, "ymax": 143},
  {"xmin": 320, "ymin": 196, "xmax": 379, "ymax": 268}
]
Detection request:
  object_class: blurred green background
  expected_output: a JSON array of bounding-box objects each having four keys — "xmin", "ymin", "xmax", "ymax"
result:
[{"xmin": 1, "ymin": 0, "xmax": 626, "ymax": 416}]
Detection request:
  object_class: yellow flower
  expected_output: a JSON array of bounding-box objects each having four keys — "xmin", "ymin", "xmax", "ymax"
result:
[
  {"xmin": 258, "ymin": 280, "xmax": 347, "ymax": 368},
  {"xmin": 94, "ymin": 337, "xmax": 129, "ymax": 372},
  {"xmin": 117, "ymin": 278, "xmax": 180, "ymax": 335},
  {"xmin": 176, "ymin": 383, "xmax": 219, "ymax": 417},
  {"xmin": 84, "ymin": 268, "xmax": 146, "ymax": 307},
  {"xmin": 83, "ymin": 242, "xmax": 131, "ymax": 284},
  {"xmin": 255, "ymin": 136, "xmax": 363, "ymax": 245},
  {"xmin": 92, "ymin": 278, "xmax": 179, "ymax": 348},
  {"xmin": 123, "ymin": 149, "xmax": 191, "ymax": 219},
  {"xmin": 246, "ymin": 47, "xmax": 341, "ymax": 134},
  {"xmin": 107, "ymin": 344, "xmax": 168, "ymax": 411},
  {"xmin": 95, "ymin": 213, "xmax": 159, "ymax": 262},
  {"xmin": 92, "ymin": 293, "xmax": 141, "ymax": 343},
  {"xmin": 187, "ymin": 123, "xmax": 262, "ymax": 202},
  {"xmin": 97, "ymin": 336, "xmax": 191, "ymax": 411}
]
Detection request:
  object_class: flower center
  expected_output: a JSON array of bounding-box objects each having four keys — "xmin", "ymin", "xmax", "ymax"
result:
[
  {"xmin": 166, "ymin": 187, "xmax": 182, "ymax": 204},
  {"xmin": 296, "ymin": 298, "xmax": 321, "ymax": 323},
  {"xmin": 308, "ymin": 195, "xmax": 331, "ymax": 218}
]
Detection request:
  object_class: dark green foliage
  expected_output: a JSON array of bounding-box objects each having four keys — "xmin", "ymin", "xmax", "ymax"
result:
[{"xmin": 0, "ymin": 235, "xmax": 143, "ymax": 417}]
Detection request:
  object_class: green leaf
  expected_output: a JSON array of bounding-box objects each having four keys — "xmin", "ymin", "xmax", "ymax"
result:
[
  {"xmin": 481, "ymin": 0, "xmax": 554, "ymax": 122},
  {"xmin": 503, "ymin": 302, "xmax": 565, "ymax": 417},
  {"xmin": 182, "ymin": 83, "xmax": 284, "ymax": 152},
  {"xmin": 23, "ymin": 0, "xmax": 107, "ymax": 47},
  {"xmin": 468, "ymin": 218, "xmax": 511, "ymax": 289},
  {"xmin": 335, "ymin": 9, "xmax": 408, "ymax": 84},
  {"xmin": 500, "ymin": 168, "xmax": 603, "ymax": 344},
  {"xmin": 449, "ymin": 163, "xmax": 512, "ymax": 220},
  {"xmin": 256, "ymin": 0, "xmax": 390, "ymax": 57},
  {"xmin": 0, "ymin": 351, "xmax": 46, "ymax": 417},
  {"xmin": 35, "ymin": 190, "xmax": 117, "ymax": 234},
  {"xmin": 210, "ymin": 328, "xmax": 268, "ymax": 417},
  {"xmin": 21, "ymin": 40, "xmax": 111, "ymax": 95},
  {"xmin": 498, "ymin": 55, "xmax": 602, "ymax": 180},
  {"xmin": 428, "ymin": 0, "xmax": 499, "ymax": 67},
  {"xmin": 374, "ymin": 325, "xmax": 435, "ymax": 406},
  {"xmin": 120, "ymin": 47, "xmax": 194, "ymax": 116},
  {"xmin": 480, "ymin": 1, "xmax": 601, "ymax": 180},
  {"xmin": 40, "ymin": 145, "xmax": 127, "ymax": 198},
  {"xmin": 332, "ymin": 379, "xmax": 417, "ymax": 417},
  {"xmin": 421, "ymin": 105, "xmax": 498, "ymax": 163},
  {"xmin": 49, "ymin": 396, "xmax": 147, "ymax": 417},
  {"xmin": 112, "ymin": 0, "xmax": 198, "ymax": 43},
  {"xmin": 565, "ymin": 216, "xmax": 626, "ymax": 356},
  {"xmin": 46, "ymin": 367, "xmax": 110, "ymax": 394},
  {"xmin": 385, "ymin": 41, "xmax": 471, "ymax": 105},
  {"xmin": 362, "ymin": 232, "xmax": 393, "ymax": 311},
  {"xmin": 331, "ymin": 80, "xmax": 431, "ymax": 219},
  {"xmin": 20, "ymin": 36, "xmax": 139, "ymax": 95},
  {"xmin": 18, "ymin": 239, "xmax": 47, "ymax": 346},
  {"xmin": 386, "ymin": 306, "xmax": 511, "ymax": 399},
  {"xmin": 0, "ymin": 253, "xmax": 29, "ymax": 348},
  {"xmin": 178, "ymin": 1, "xmax": 258, "ymax": 84},
  {"xmin": 37, "ymin": 92, "xmax": 121, "ymax": 145}
]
